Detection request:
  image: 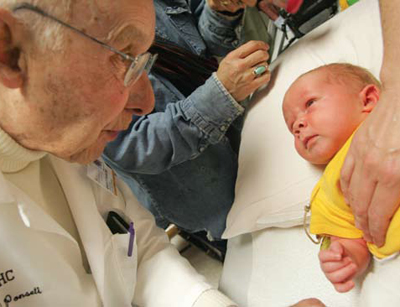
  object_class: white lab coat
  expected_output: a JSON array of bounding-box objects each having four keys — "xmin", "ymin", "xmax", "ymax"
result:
[{"xmin": 0, "ymin": 156, "xmax": 211, "ymax": 307}]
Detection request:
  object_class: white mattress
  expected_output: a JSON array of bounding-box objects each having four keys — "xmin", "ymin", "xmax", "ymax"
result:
[{"xmin": 220, "ymin": 226, "xmax": 362, "ymax": 306}]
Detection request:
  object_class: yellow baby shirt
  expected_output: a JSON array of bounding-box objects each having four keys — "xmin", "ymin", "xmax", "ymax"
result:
[{"xmin": 309, "ymin": 134, "xmax": 400, "ymax": 259}]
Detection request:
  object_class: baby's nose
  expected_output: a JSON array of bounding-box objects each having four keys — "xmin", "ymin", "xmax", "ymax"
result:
[{"xmin": 293, "ymin": 118, "xmax": 306, "ymax": 134}]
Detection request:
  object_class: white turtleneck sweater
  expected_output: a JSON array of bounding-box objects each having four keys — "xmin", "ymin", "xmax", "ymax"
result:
[{"xmin": 0, "ymin": 127, "xmax": 237, "ymax": 307}]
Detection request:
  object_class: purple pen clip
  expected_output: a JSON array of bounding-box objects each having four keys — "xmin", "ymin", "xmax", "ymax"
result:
[{"xmin": 128, "ymin": 222, "xmax": 135, "ymax": 257}]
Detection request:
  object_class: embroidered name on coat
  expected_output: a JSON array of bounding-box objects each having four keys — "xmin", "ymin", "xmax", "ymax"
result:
[
  {"xmin": 3, "ymin": 286, "xmax": 43, "ymax": 305},
  {"xmin": 0, "ymin": 271, "xmax": 14, "ymax": 288}
]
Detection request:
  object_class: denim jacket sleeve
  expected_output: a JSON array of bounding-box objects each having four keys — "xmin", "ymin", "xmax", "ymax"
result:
[
  {"xmin": 103, "ymin": 73, "xmax": 244, "ymax": 175},
  {"xmin": 195, "ymin": 1, "xmax": 244, "ymax": 56}
]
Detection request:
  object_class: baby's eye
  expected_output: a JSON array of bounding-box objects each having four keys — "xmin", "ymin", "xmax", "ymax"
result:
[{"xmin": 306, "ymin": 100, "xmax": 315, "ymax": 108}]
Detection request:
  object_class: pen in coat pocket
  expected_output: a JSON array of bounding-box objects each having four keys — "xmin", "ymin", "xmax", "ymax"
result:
[{"xmin": 128, "ymin": 222, "xmax": 135, "ymax": 257}]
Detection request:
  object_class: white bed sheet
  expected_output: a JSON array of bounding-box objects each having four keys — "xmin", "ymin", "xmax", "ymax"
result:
[{"xmin": 221, "ymin": 226, "xmax": 362, "ymax": 306}]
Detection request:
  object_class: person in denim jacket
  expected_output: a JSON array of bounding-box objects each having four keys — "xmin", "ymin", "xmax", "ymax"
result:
[{"xmin": 103, "ymin": 0, "xmax": 270, "ymax": 240}]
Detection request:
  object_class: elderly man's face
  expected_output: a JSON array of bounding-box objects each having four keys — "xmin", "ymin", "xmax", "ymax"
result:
[{"xmin": 8, "ymin": 0, "xmax": 156, "ymax": 164}]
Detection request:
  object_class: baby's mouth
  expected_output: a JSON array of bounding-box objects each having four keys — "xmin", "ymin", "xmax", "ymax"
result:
[{"xmin": 304, "ymin": 135, "xmax": 317, "ymax": 149}]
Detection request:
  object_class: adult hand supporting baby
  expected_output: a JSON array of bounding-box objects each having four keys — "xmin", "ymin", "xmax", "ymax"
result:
[
  {"xmin": 340, "ymin": 0, "xmax": 400, "ymax": 248},
  {"xmin": 217, "ymin": 40, "xmax": 270, "ymax": 102},
  {"xmin": 207, "ymin": 0, "xmax": 257, "ymax": 13}
]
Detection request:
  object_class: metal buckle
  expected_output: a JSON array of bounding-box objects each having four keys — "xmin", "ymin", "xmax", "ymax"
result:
[{"xmin": 303, "ymin": 190, "xmax": 322, "ymax": 245}]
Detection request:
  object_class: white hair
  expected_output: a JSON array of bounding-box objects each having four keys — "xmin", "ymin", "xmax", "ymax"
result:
[{"xmin": 1, "ymin": 0, "xmax": 74, "ymax": 51}]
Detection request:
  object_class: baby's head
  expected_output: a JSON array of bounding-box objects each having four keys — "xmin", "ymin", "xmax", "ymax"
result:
[{"xmin": 282, "ymin": 63, "xmax": 381, "ymax": 165}]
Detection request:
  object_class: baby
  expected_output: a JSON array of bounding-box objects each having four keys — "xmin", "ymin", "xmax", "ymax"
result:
[{"xmin": 283, "ymin": 63, "xmax": 400, "ymax": 294}]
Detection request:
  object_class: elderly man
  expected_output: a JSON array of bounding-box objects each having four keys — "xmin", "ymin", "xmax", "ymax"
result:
[{"xmin": 0, "ymin": 0, "xmax": 237, "ymax": 306}]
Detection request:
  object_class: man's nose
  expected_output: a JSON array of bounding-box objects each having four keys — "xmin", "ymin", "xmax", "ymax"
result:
[{"xmin": 127, "ymin": 73, "xmax": 155, "ymax": 116}]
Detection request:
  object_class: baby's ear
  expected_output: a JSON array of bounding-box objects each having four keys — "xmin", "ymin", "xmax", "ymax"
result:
[{"xmin": 359, "ymin": 84, "xmax": 380, "ymax": 113}]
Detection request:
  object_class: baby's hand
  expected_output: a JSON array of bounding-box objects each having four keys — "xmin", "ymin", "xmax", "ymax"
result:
[{"xmin": 318, "ymin": 241, "xmax": 357, "ymax": 293}]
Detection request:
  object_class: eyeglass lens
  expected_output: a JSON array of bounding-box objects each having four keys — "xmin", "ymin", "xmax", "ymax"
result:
[{"xmin": 124, "ymin": 53, "xmax": 158, "ymax": 87}]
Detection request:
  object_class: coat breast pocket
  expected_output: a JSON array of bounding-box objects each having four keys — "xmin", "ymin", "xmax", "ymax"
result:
[{"xmin": 104, "ymin": 233, "xmax": 138, "ymax": 303}]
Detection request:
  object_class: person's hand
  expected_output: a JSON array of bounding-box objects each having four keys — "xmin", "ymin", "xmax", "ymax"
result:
[
  {"xmin": 216, "ymin": 40, "xmax": 270, "ymax": 102},
  {"xmin": 318, "ymin": 241, "xmax": 358, "ymax": 293},
  {"xmin": 207, "ymin": 0, "xmax": 257, "ymax": 13},
  {"xmin": 290, "ymin": 298, "xmax": 326, "ymax": 307},
  {"xmin": 340, "ymin": 87, "xmax": 400, "ymax": 247}
]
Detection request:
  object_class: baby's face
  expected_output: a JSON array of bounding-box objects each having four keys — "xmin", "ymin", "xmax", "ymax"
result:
[{"xmin": 282, "ymin": 69, "xmax": 366, "ymax": 164}]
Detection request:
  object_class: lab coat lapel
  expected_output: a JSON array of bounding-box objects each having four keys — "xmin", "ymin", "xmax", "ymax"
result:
[
  {"xmin": 0, "ymin": 170, "xmax": 14, "ymax": 204},
  {"xmin": 0, "ymin": 169, "xmax": 79, "ymax": 244},
  {"xmin": 50, "ymin": 157, "xmax": 136, "ymax": 307}
]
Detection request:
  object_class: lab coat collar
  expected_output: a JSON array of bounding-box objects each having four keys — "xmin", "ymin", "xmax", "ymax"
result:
[
  {"xmin": 50, "ymin": 157, "xmax": 136, "ymax": 307},
  {"xmin": 0, "ymin": 169, "xmax": 15, "ymax": 204},
  {"xmin": 0, "ymin": 166, "xmax": 79, "ymax": 243}
]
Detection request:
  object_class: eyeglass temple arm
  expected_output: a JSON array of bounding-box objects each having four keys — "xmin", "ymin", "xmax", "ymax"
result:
[{"xmin": 12, "ymin": 3, "xmax": 131, "ymax": 61}]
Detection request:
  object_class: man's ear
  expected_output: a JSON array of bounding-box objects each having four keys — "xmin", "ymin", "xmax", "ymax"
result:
[
  {"xmin": 359, "ymin": 84, "xmax": 380, "ymax": 113},
  {"xmin": 0, "ymin": 9, "xmax": 23, "ymax": 89}
]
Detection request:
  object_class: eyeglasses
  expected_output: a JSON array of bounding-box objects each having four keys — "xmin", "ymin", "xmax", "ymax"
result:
[{"xmin": 13, "ymin": 3, "xmax": 157, "ymax": 87}]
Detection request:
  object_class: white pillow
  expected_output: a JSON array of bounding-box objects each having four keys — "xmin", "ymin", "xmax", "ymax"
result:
[{"xmin": 223, "ymin": 0, "xmax": 383, "ymax": 239}]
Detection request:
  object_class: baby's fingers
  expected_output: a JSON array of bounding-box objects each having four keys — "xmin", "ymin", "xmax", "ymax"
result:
[
  {"xmin": 320, "ymin": 257, "xmax": 352, "ymax": 274},
  {"xmin": 325, "ymin": 262, "xmax": 357, "ymax": 284},
  {"xmin": 318, "ymin": 249, "xmax": 342, "ymax": 263},
  {"xmin": 333, "ymin": 279, "xmax": 355, "ymax": 293}
]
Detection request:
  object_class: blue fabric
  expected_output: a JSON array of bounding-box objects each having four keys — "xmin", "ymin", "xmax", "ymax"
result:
[{"xmin": 103, "ymin": 0, "xmax": 244, "ymax": 239}]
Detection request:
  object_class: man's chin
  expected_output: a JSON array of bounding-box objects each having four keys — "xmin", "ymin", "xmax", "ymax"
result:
[{"xmin": 64, "ymin": 144, "xmax": 106, "ymax": 165}]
